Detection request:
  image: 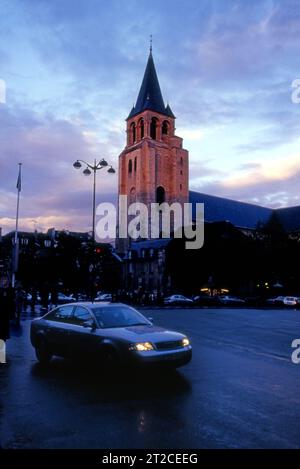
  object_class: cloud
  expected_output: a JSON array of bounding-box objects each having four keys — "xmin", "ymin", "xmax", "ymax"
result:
[
  {"xmin": 180, "ymin": 128, "xmax": 205, "ymax": 141},
  {"xmin": 0, "ymin": 102, "xmax": 118, "ymax": 234},
  {"xmin": 191, "ymin": 152, "xmax": 300, "ymax": 208},
  {"xmin": 238, "ymin": 162, "xmax": 262, "ymax": 171},
  {"xmin": 189, "ymin": 159, "xmax": 227, "ymax": 182}
]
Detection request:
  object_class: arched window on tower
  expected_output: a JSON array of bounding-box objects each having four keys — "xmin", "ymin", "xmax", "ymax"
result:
[
  {"xmin": 130, "ymin": 122, "xmax": 136, "ymax": 144},
  {"xmin": 138, "ymin": 118, "xmax": 144, "ymax": 139},
  {"xmin": 134, "ymin": 157, "xmax": 137, "ymax": 171},
  {"xmin": 156, "ymin": 186, "xmax": 166, "ymax": 204},
  {"xmin": 130, "ymin": 187, "xmax": 136, "ymax": 203},
  {"xmin": 150, "ymin": 117, "xmax": 158, "ymax": 140},
  {"xmin": 162, "ymin": 120, "xmax": 169, "ymax": 135},
  {"xmin": 128, "ymin": 159, "xmax": 132, "ymax": 173}
]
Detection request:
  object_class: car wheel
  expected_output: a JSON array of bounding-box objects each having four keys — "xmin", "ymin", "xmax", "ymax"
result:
[{"xmin": 35, "ymin": 338, "xmax": 52, "ymax": 365}]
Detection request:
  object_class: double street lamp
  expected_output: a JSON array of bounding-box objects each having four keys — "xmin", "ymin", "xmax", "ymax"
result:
[
  {"xmin": 73, "ymin": 158, "xmax": 115, "ymax": 300},
  {"xmin": 73, "ymin": 158, "xmax": 115, "ymax": 242}
]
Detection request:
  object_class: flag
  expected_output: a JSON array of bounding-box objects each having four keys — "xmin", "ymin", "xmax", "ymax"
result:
[{"xmin": 16, "ymin": 164, "xmax": 22, "ymax": 192}]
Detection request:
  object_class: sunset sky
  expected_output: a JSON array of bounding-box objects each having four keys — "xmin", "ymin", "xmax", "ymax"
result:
[{"xmin": 1, "ymin": 0, "xmax": 300, "ymax": 234}]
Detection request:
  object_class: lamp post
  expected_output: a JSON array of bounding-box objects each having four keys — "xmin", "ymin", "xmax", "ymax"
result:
[
  {"xmin": 73, "ymin": 158, "xmax": 115, "ymax": 241},
  {"xmin": 73, "ymin": 158, "xmax": 115, "ymax": 299}
]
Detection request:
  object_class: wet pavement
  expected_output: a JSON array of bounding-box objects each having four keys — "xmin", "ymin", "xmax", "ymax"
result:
[{"xmin": 1, "ymin": 307, "xmax": 300, "ymax": 448}]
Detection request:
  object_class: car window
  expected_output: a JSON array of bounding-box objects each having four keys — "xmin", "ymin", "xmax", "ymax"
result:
[
  {"xmin": 46, "ymin": 305, "xmax": 74, "ymax": 323},
  {"xmin": 92, "ymin": 305, "xmax": 149, "ymax": 328},
  {"xmin": 72, "ymin": 306, "xmax": 94, "ymax": 326}
]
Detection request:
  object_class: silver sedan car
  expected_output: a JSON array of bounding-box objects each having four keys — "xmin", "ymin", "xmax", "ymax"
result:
[{"xmin": 30, "ymin": 302, "xmax": 192, "ymax": 369}]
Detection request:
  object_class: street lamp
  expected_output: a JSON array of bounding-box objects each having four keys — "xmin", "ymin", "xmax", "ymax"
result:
[
  {"xmin": 73, "ymin": 158, "xmax": 115, "ymax": 242},
  {"xmin": 73, "ymin": 158, "xmax": 115, "ymax": 300}
]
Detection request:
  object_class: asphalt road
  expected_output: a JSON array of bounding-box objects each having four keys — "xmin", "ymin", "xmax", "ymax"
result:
[{"xmin": 1, "ymin": 307, "xmax": 300, "ymax": 449}]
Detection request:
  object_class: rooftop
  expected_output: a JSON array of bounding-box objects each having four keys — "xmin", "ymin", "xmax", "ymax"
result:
[{"xmin": 190, "ymin": 191, "xmax": 300, "ymax": 232}]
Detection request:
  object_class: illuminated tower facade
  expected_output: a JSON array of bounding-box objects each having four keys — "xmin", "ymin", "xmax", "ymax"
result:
[{"xmin": 117, "ymin": 48, "xmax": 189, "ymax": 253}]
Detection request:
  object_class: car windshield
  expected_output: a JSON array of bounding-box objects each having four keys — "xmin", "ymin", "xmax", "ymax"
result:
[{"xmin": 91, "ymin": 305, "xmax": 150, "ymax": 328}]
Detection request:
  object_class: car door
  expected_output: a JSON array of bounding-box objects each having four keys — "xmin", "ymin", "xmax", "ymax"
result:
[
  {"xmin": 44, "ymin": 305, "xmax": 75, "ymax": 356},
  {"xmin": 67, "ymin": 306, "xmax": 99, "ymax": 359}
]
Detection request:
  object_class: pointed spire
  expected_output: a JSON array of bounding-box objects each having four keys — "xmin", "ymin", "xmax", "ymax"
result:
[
  {"xmin": 127, "ymin": 48, "xmax": 173, "ymax": 119},
  {"xmin": 128, "ymin": 105, "xmax": 136, "ymax": 119}
]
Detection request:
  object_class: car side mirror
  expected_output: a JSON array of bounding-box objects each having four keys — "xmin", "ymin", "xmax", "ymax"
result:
[{"xmin": 148, "ymin": 317, "xmax": 154, "ymax": 323}]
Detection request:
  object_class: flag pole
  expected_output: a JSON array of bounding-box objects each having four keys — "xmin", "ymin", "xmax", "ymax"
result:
[{"xmin": 12, "ymin": 162, "xmax": 22, "ymax": 288}]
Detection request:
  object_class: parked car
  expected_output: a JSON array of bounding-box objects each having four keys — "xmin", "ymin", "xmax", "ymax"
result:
[
  {"xmin": 77, "ymin": 293, "xmax": 88, "ymax": 301},
  {"xmin": 57, "ymin": 293, "xmax": 76, "ymax": 304},
  {"xmin": 265, "ymin": 296, "xmax": 285, "ymax": 306},
  {"xmin": 94, "ymin": 293, "xmax": 113, "ymax": 302},
  {"xmin": 283, "ymin": 296, "xmax": 300, "ymax": 307},
  {"xmin": 218, "ymin": 295, "xmax": 246, "ymax": 306},
  {"xmin": 164, "ymin": 295, "xmax": 193, "ymax": 306},
  {"xmin": 30, "ymin": 302, "xmax": 192, "ymax": 369},
  {"xmin": 193, "ymin": 295, "xmax": 221, "ymax": 306}
]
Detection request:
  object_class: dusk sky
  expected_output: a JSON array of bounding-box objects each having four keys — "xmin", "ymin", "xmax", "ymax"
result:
[{"xmin": 1, "ymin": 0, "xmax": 300, "ymax": 235}]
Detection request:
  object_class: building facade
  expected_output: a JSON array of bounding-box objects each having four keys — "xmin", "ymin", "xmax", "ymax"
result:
[{"xmin": 116, "ymin": 49, "xmax": 189, "ymax": 254}]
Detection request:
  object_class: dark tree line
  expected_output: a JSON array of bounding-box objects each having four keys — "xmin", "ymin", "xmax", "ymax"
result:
[
  {"xmin": 166, "ymin": 215, "xmax": 300, "ymax": 297},
  {"xmin": 0, "ymin": 232, "xmax": 122, "ymax": 296}
]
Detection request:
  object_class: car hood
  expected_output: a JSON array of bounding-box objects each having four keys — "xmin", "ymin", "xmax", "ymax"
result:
[{"xmin": 100, "ymin": 325, "xmax": 186, "ymax": 343}]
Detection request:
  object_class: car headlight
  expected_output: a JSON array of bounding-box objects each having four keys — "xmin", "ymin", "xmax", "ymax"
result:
[
  {"xmin": 182, "ymin": 337, "xmax": 190, "ymax": 347},
  {"xmin": 130, "ymin": 342, "xmax": 154, "ymax": 352}
]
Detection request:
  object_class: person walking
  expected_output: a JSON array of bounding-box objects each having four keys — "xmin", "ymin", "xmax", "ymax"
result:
[
  {"xmin": 15, "ymin": 287, "xmax": 25, "ymax": 326},
  {"xmin": 0, "ymin": 285, "xmax": 13, "ymax": 341}
]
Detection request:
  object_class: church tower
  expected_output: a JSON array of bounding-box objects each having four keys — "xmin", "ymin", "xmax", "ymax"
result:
[{"xmin": 117, "ymin": 47, "xmax": 189, "ymax": 253}]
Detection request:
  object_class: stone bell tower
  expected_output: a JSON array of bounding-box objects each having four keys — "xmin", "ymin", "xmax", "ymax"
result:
[{"xmin": 117, "ymin": 47, "xmax": 189, "ymax": 253}]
